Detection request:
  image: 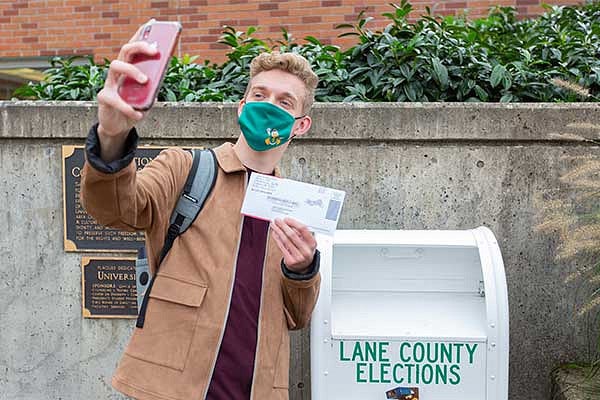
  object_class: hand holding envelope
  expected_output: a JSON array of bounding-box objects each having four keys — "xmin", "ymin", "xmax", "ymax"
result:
[{"xmin": 270, "ymin": 217, "xmax": 317, "ymax": 273}]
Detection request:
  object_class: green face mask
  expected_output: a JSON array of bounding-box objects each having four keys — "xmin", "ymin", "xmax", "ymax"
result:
[{"xmin": 238, "ymin": 101, "xmax": 304, "ymax": 152}]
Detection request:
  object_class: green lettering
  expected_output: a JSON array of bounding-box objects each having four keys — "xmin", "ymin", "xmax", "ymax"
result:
[
  {"xmin": 454, "ymin": 343, "xmax": 464, "ymax": 363},
  {"xmin": 368, "ymin": 362, "xmax": 379, "ymax": 383},
  {"xmin": 380, "ymin": 363, "xmax": 391, "ymax": 384},
  {"xmin": 340, "ymin": 341, "xmax": 351, "ymax": 361},
  {"xmin": 440, "ymin": 342, "xmax": 453, "ymax": 363},
  {"xmin": 413, "ymin": 342, "xmax": 425, "ymax": 362},
  {"xmin": 406, "ymin": 363, "xmax": 415, "ymax": 383},
  {"xmin": 435, "ymin": 364, "xmax": 448, "ymax": 384},
  {"xmin": 465, "ymin": 343, "xmax": 478, "ymax": 364},
  {"xmin": 352, "ymin": 342, "xmax": 364, "ymax": 361},
  {"xmin": 356, "ymin": 363, "xmax": 368, "ymax": 383},
  {"xmin": 399, "ymin": 342, "xmax": 412, "ymax": 362},
  {"xmin": 449, "ymin": 364, "xmax": 461, "ymax": 385},
  {"xmin": 422, "ymin": 364, "xmax": 433, "ymax": 384},
  {"xmin": 379, "ymin": 342, "xmax": 390, "ymax": 362},
  {"xmin": 365, "ymin": 342, "xmax": 377, "ymax": 362},
  {"xmin": 392, "ymin": 363, "xmax": 404, "ymax": 383},
  {"xmin": 426, "ymin": 342, "xmax": 439, "ymax": 363}
]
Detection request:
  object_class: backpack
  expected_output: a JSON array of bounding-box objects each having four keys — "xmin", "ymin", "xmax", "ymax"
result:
[{"xmin": 135, "ymin": 148, "xmax": 217, "ymax": 328}]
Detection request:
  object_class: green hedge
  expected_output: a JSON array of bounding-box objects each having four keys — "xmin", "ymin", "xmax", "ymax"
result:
[{"xmin": 13, "ymin": 1, "xmax": 600, "ymax": 102}]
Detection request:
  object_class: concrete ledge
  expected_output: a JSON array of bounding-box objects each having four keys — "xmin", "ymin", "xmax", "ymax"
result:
[
  {"xmin": 552, "ymin": 367, "xmax": 600, "ymax": 400},
  {"xmin": 1, "ymin": 100, "xmax": 599, "ymax": 142}
]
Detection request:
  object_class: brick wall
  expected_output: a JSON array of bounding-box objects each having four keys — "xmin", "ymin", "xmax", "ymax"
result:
[{"xmin": 0, "ymin": 0, "xmax": 584, "ymax": 65}]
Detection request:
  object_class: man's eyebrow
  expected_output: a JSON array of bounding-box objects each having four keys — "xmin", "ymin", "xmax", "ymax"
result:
[
  {"xmin": 250, "ymin": 85, "xmax": 299, "ymax": 102},
  {"xmin": 281, "ymin": 92, "xmax": 299, "ymax": 102},
  {"xmin": 250, "ymin": 85, "xmax": 268, "ymax": 92}
]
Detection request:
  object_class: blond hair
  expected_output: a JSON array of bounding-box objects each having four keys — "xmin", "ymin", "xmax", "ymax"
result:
[{"xmin": 245, "ymin": 51, "xmax": 319, "ymax": 113}]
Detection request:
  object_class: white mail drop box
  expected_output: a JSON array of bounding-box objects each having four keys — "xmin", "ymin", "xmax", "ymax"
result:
[{"xmin": 311, "ymin": 227, "xmax": 508, "ymax": 400}]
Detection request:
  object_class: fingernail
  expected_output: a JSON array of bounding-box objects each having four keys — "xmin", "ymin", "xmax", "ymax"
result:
[{"xmin": 139, "ymin": 74, "xmax": 147, "ymax": 83}]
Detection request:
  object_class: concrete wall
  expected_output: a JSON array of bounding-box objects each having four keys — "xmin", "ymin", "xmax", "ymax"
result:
[{"xmin": 1, "ymin": 101, "xmax": 599, "ymax": 400}]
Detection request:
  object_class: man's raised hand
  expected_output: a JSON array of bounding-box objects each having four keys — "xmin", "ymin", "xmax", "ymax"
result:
[{"xmin": 95, "ymin": 24, "xmax": 158, "ymax": 162}]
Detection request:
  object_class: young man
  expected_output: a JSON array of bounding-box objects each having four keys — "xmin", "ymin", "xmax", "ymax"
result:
[{"xmin": 80, "ymin": 28, "xmax": 321, "ymax": 400}]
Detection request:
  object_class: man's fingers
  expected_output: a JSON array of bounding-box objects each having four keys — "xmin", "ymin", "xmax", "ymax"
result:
[
  {"xmin": 271, "ymin": 226, "xmax": 298, "ymax": 263},
  {"xmin": 274, "ymin": 219, "xmax": 314, "ymax": 260},
  {"xmin": 111, "ymin": 60, "xmax": 148, "ymax": 84},
  {"xmin": 97, "ymin": 89, "xmax": 144, "ymax": 121},
  {"xmin": 283, "ymin": 217, "xmax": 317, "ymax": 247},
  {"xmin": 106, "ymin": 27, "xmax": 158, "ymax": 89},
  {"xmin": 105, "ymin": 59, "xmax": 146, "ymax": 89},
  {"xmin": 271, "ymin": 223, "xmax": 303, "ymax": 260},
  {"xmin": 118, "ymin": 41, "xmax": 158, "ymax": 63}
]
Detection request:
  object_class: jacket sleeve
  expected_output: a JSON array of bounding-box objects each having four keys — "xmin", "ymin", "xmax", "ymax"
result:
[
  {"xmin": 80, "ymin": 123, "xmax": 192, "ymax": 234},
  {"xmin": 280, "ymin": 251, "xmax": 321, "ymax": 330}
]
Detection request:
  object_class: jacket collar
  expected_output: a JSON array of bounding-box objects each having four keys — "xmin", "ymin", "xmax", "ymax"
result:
[
  {"xmin": 213, "ymin": 142, "xmax": 281, "ymax": 177},
  {"xmin": 214, "ymin": 142, "xmax": 246, "ymax": 173}
]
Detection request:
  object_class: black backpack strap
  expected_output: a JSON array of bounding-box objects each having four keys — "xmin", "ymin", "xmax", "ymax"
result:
[
  {"xmin": 136, "ymin": 148, "xmax": 217, "ymax": 328},
  {"xmin": 157, "ymin": 149, "xmax": 202, "ymax": 265}
]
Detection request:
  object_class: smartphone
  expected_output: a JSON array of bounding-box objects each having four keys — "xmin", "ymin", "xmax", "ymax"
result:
[{"xmin": 118, "ymin": 20, "xmax": 182, "ymax": 111}]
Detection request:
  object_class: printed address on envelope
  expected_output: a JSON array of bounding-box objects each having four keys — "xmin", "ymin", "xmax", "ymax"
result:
[{"xmin": 241, "ymin": 173, "xmax": 346, "ymax": 236}]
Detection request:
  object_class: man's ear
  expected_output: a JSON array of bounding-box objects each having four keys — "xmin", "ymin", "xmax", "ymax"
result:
[
  {"xmin": 292, "ymin": 115, "xmax": 312, "ymax": 138},
  {"xmin": 237, "ymin": 99, "xmax": 246, "ymax": 117}
]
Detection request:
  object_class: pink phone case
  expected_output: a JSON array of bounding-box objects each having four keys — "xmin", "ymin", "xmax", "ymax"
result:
[{"xmin": 118, "ymin": 20, "xmax": 182, "ymax": 111}]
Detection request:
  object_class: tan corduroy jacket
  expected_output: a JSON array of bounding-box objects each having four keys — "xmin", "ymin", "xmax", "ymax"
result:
[{"xmin": 81, "ymin": 141, "xmax": 321, "ymax": 400}]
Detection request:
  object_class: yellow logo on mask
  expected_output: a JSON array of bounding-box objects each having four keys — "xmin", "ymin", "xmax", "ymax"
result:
[{"xmin": 265, "ymin": 128, "xmax": 281, "ymax": 146}]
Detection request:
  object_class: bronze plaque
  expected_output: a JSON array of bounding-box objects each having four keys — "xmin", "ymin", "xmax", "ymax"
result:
[
  {"xmin": 81, "ymin": 257, "xmax": 137, "ymax": 318},
  {"xmin": 62, "ymin": 145, "xmax": 174, "ymax": 252}
]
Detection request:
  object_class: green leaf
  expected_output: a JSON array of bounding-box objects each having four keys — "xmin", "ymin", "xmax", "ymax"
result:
[
  {"xmin": 304, "ymin": 36, "xmax": 322, "ymax": 45},
  {"xmin": 166, "ymin": 89, "xmax": 177, "ymax": 102},
  {"xmin": 44, "ymin": 85, "xmax": 54, "ymax": 97},
  {"xmin": 399, "ymin": 64, "xmax": 413, "ymax": 80},
  {"xmin": 490, "ymin": 64, "xmax": 507, "ymax": 88},
  {"xmin": 404, "ymin": 83, "xmax": 417, "ymax": 102},
  {"xmin": 432, "ymin": 58, "xmax": 449, "ymax": 89},
  {"xmin": 474, "ymin": 85, "xmax": 489, "ymax": 101},
  {"xmin": 502, "ymin": 74, "xmax": 512, "ymax": 91}
]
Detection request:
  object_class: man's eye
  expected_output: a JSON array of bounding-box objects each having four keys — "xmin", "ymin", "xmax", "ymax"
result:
[
  {"xmin": 253, "ymin": 92, "xmax": 264, "ymax": 98},
  {"xmin": 281, "ymin": 100, "xmax": 291, "ymax": 107}
]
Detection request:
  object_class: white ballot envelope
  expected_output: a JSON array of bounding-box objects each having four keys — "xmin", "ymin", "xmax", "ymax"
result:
[{"xmin": 241, "ymin": 173, "xmax": 346, "ymax": 236}]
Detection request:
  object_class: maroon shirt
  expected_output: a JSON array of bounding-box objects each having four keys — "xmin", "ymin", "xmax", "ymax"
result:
[{"xmin": 206, "ymin": 171, "xmax": 270, "ymax": 399}]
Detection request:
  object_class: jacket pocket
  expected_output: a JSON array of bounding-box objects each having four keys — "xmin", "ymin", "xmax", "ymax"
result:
[{"xmin": 125, "ymin": 273, "xmax": 207, "ymax": 371}]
